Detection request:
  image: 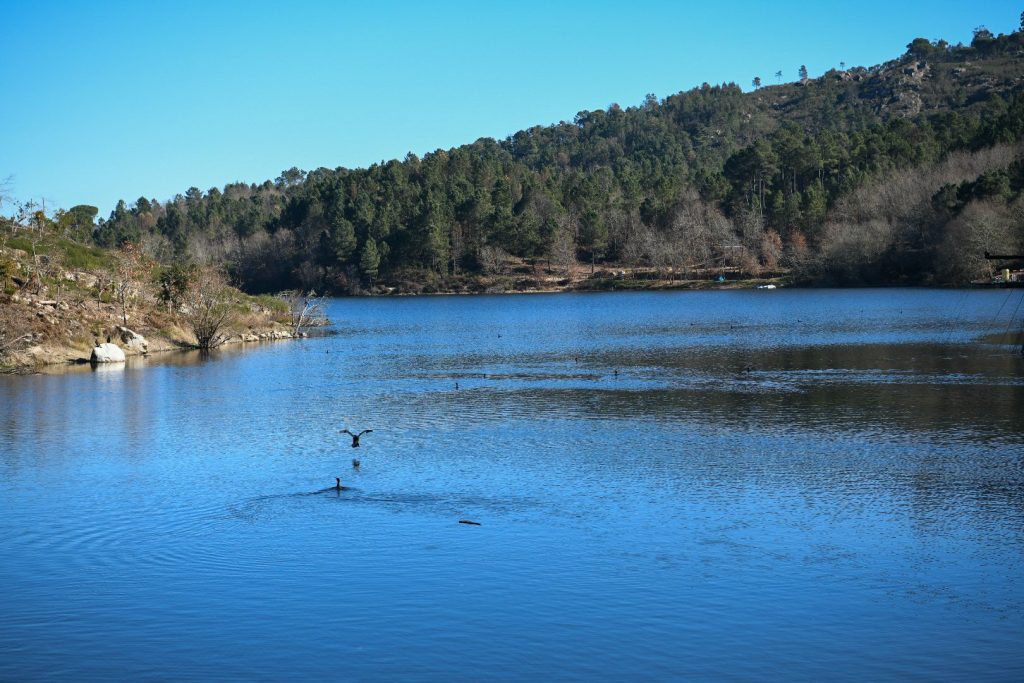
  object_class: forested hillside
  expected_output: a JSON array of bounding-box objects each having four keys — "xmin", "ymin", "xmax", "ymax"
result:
[{"xmin": 84, "ymin": 25, "xmax": 1024, "ymax": 293}]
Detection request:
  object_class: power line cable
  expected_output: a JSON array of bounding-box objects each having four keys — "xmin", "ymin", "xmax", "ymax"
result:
[
  {"xmin": 942, "ymin": 288, "xmax": 971, "ymax": 344},
  {"xmin": 1001, "ymin": 290, "xmax": 1024, "ymax": 341},
  {"xmin": 987, "ymin": 287, "xmax": 1016, "ymax": 334}
]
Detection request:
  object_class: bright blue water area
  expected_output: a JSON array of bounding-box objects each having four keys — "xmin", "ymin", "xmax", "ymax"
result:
[{"xmin": 1, "ymin": 289, "xmax": 1022, "ymax": 680}]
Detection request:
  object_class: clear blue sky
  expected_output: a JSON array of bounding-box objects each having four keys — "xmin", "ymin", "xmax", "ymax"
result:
[{"xmin": 1, "ymin": 0, "xmax": 1020, "ymax": 218}]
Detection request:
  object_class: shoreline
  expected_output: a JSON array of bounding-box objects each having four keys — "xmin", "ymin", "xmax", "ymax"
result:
[
  {"xmin": 364, "ymin": 272, "xmax": 794, "ymax": 297},
  {"xmin": 1, "ymin": 324, "xmax": 305, "ymax": 375},
  {"xmin": 6, "ymin": 277, "xmax": 1018, "ymax": 375}
]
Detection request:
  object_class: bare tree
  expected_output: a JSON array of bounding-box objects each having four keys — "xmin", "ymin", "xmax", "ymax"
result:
[
  {"xmin": 140, "ymin": 232, "xmax": 175, "ymax": 262},
  {"xmin": 622, "ymin": 222, "xmax": 657, "ymax": 271},
  {"xmin": 0, "ymin": 305, "xmax": 34, "ymax": 356},
  {"xmin": 760, "ymin": 230, "xmax": 784, "ymax": 271},
  {"xmin": 180, "ymin": 268, "xmax": 235, "ymax": 349},
  {"xmin": 281, "ymin": 289, "xmax": 326, "ymax": 336},
  {"xmin": 785, "ymin": 230, "xmax": 812, "ymax": 276},
  {"xmin": 22, "ymin": 221, "xmax": 52, "ymax": 294},
  {"xmin": 668, "ymin": 193, "xmax": 735, "ymax": 278},
  {"xmin": 937, "ymin": 200, "xmax": 1019, "ymax": 283},
  {"xmin": 479, "ymin": 244, "xmax": 511, "ymax": 275},
  {"xmin": 833, "ymin": 144, "xmax": 1019, "ymax": 228},
  {"xmin": 819, "ymin": 219, "xmax": 894, "ymax": 281},
  {"xmin": 548, "ymin": 226, "xmax": 577, "ymax": 278},
  {"xmin": 735, "ymin": 207, "xmax": 765, "ymax": 249},
  {"xmin": 114, "ymin": 243, "xmax": 144, "ymax": 326}
]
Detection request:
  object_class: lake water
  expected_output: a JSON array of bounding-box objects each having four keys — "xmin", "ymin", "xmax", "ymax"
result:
[{"xmin": 1, "ymin": 289, "xmax": 1023, "ymax": 681}]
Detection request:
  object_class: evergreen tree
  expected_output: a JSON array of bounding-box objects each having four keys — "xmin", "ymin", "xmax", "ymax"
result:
[{"xmin": 359, "ymin": 237, "xmax": 380, "ymax": 284}]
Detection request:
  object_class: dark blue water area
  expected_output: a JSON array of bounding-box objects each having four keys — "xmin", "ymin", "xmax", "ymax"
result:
[{"xmin": 1, "ymin": 289, "xmax": 1023, "ymax": 681}]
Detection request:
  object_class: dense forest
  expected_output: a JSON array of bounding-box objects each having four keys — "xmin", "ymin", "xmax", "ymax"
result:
[{"xmin": 43, "ymin": 24, "xmax": 1024, "ymax": 293}]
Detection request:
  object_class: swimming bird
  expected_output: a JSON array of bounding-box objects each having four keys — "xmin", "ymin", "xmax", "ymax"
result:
[
  {"xmin": 335, "ymin": 477, "xmax": 343, "ymax": 490},
  {"xmin": 341, "ymin": 429, "xmax": 372, "ymax": 447},
  {"xmin": 352, "ymin": 458, "xmax": 361, "ymax": 469}
]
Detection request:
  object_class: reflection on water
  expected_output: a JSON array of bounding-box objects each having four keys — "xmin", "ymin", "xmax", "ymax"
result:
[{"xmin": 1, "ymin": 289, "xmax": 1022, "ymax": 681}]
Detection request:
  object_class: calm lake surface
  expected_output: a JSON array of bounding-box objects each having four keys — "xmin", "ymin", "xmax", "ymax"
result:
[{"xmin": 2, "ymin": 289, "xmax": 1023, "ymax": 681}]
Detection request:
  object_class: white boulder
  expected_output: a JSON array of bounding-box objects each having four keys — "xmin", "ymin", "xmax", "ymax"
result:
[{"xmin": 90, "ymin": 343, "xmax": 126, "ymax": 363}]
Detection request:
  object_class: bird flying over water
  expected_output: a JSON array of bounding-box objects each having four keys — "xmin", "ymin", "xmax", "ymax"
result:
[{"xmin": 341, "ymin": 429, "xmax": 373, "ymax": 447}]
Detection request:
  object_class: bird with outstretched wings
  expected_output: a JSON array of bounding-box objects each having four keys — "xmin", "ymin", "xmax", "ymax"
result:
[{"xmin": 341, "ymin": 429, "xmax": 372, "ymax": 447}]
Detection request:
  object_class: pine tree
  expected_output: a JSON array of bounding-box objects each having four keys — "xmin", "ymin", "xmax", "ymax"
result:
[{"xmin": 359, "ymin": 237, "xmax": 380, "ymax": 284}]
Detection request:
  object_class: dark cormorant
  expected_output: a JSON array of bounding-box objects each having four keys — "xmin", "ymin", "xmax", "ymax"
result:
[
  {"xmin": 334, "ymin": 477, "xmax": 343, "ymax": 490},
  {"xmin": 341, "ymin": 429, "xmax": 372, "ymax": 447},
  {"xmin": 352, "ymin": 458, "xmax": 361, "ymax": 469}
]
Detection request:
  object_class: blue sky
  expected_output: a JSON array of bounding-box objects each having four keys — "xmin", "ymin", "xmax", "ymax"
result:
[{"xmin": 1, "ymin": 0, "xmax": 1020, "ymax": 218}]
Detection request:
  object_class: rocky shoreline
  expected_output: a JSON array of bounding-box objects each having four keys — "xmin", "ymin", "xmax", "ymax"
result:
[
  {"xmin": 2, "ymin": 316, "xmax": 303, "ymax": 375},
  {"xmin": 0, "ymin": 287, "xmax": 302, "ymax": 374}
]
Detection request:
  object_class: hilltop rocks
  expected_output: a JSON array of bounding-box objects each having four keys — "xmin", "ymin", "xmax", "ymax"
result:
[{"xmin": 90, "ymin": 343, "xmax": 126, "ymax": 363}]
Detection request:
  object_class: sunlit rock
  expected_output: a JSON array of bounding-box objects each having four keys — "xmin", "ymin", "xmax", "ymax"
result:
[
  {"xmin": 117, "ymin": 326, "xmax": 148, "ymax": 354},
  {"xmin": 90, "ymin": 342, "xmax": 126, "ymax": 363}
]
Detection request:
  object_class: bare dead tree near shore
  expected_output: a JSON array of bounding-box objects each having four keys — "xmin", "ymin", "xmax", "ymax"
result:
[
  {"xmin": 114, "ymin": 243, "xmax": 143, "ymax": 326},
  {"xmin": 281, "ymin": 289, "xmax": 326, "ymax": 336}
]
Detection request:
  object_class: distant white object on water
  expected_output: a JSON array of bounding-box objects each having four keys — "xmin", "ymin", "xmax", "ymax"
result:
[{"xmin": 757, "ymin": 284, "xmax": 777, "ymax": 290}]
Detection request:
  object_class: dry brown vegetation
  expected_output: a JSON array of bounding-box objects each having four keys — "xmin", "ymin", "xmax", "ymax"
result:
[{"xmin": 812, "ymin": 143, "xmax": 1024, "ymax": 283}]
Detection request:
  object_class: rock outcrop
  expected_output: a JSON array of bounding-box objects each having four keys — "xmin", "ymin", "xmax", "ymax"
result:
[{"xmin": 117, "ymin": 326, "xmax": 149, "ymax": 354}]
